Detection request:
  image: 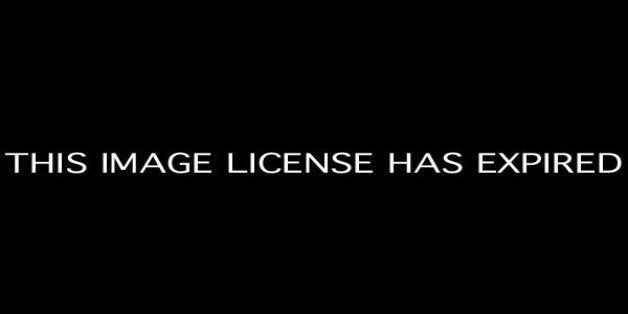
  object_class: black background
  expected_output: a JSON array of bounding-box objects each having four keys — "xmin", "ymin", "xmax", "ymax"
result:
[{"xmin": 1, "ymin": 4, "xmax": 626, "ymax": 310}]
